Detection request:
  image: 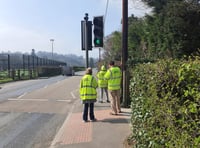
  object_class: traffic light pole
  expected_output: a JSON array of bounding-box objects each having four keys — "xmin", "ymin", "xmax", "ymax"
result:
[
  {"xmin": 84, "ymin": 13, "xmax": 89, "ymax": 68},
  {"xmin": 122, "ymin": 0, "xmax": 129, "ymax": 107},
  {"xmin": 99, "ymin": 48, "xmax": 101, "ymax": 62}
]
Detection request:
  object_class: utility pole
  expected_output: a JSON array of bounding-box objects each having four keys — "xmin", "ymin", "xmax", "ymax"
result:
[{"xmin": 122, "ymin": 0, "xmax": 129, "ymax": 107}]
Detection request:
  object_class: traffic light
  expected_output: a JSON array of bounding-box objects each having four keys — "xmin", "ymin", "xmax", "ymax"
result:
[
  {"xmin": 93, "ymin": 16, "xmax": 104, "ymax": 47},
  {"xmin": 81, "ymin": 21, "xmax": 92, "ymax": 50}
]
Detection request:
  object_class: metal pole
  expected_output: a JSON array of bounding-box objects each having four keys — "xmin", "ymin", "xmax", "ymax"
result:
[
  {"xmin": 99, "ymin": 48, "xmax": 101, "ymax": 62},
  {"xmin": 28, "ymin": 55, "xmax": 30, "ymax": 70},
  {"xmin": 8, "ymin": 54, "xmax": 10, "ymax": 77},
  {"xmin": 50, "ymin": 39, "xmax": 54, "ymax": 59},
  {"xmin": 23, "ymin": 54, "xmax": 25, "ymax": 74},
  {"xmin": 122, "ymin": 0, "xmax": 129, "ymax": 107},
  {"xmin": 84, "ymin": 13, "xmax": 89, "ymax": 68},
  {"xmin": 32, "ymin": 55, "xmax": 34, "ymax": 69}
]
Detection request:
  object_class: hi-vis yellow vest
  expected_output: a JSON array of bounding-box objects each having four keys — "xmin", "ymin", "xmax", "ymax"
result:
[
  {"xmin": 80, "ymin": 74, "xmax": 98, "ymax": 100},
  {"xmin": 97, "ymin": 70, "xmax": 108, "ymax": 88},
  {"xmin": 104, "ymin": 67, "xmax": 121, "ymax": 90}
]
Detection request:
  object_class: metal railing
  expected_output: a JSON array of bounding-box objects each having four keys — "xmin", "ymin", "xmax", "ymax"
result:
[{"xmin": 0, "ymin": 54, "xmax": 66, "ymax": 80}]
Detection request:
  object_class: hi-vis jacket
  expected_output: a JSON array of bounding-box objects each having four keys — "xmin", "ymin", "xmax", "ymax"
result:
[
  {"xmin": 104, "ymin": 66, "xmax": 121, "ymax": 90},
  {"xmin": 97, "ymin": 66, "xmax": 108, "ymax": 88},
  {"xmin": 80, "ymin": 74, "xmax": 98, "ymax": 100}
]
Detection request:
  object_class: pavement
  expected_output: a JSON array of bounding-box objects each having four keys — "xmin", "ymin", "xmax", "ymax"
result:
[{"xmin": 50, "ymin": 99, "xmax": 132, "ymax": 148}]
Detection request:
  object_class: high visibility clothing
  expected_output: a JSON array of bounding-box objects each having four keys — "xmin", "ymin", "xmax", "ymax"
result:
[
  {"xmin": 97, "ymin": 65, "xmax": 108, "ymax": 88},
  {"xmin": 104, "ymin": 66, "xmax": 121, "ymax": 90},
  {"xmin": 101, "ymin": 65, "xmax": 106, "ymax": 71},
  {"xmin": 80, "ymin": 74, "xmax": 98, "ymax": 100}
]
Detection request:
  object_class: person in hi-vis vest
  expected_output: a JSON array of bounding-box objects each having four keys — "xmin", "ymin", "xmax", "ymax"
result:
[
  {"xmin": 104, "ymin": 61, "xmax": 122, "ymax": 115},
  {"xmin": 97, "ymin": 65, "xmax": 110, "ymax": 103},
  {"xmin": 80, "ymin": 67, "xmax": 98, "ymax": 122}
]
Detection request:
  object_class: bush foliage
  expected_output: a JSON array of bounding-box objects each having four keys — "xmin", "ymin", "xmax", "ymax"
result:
[{"xmin": 129, "ymin": 57, "xmax": 200, "ymax": 147}]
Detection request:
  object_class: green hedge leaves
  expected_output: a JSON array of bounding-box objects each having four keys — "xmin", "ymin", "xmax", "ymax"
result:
[{"xmin": 129, "ymin": 57, "xmax": 200, "ymax": 147}]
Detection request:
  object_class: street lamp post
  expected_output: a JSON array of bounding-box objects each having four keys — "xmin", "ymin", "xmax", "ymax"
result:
[{"xmin": 50, "ymin": 39, "xmax": 54, "ymax": 59}]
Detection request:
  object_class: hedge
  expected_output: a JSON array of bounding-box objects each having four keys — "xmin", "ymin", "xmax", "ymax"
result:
[{"xmin": 129, "ymin": 57, "xmax": 200, "ymax": 147}]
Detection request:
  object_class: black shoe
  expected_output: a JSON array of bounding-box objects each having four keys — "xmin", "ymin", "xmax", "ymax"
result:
[
  {"xmin": 107, "ymin": 100, "xmax": 110, "ymax": 103},
  {"xmin": 90, "ymin": 118, "xmax": 97, "ymax": 122}
]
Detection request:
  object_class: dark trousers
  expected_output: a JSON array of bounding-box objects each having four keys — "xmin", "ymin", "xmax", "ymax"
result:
[{"xmin": 83, "ymin": 103, "xmax": 95, "ymax": 121}]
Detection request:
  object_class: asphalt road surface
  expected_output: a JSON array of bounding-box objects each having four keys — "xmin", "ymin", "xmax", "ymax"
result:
[{"xmin": 0, "ymin": 73, "xmax": 84, "ymax": 148}]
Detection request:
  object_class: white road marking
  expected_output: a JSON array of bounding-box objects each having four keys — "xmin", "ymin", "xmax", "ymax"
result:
[
  {"xmin": 7, "ymin": 98, "xmax": 73, "ymax": 102},
  {"xmin": 70, "ymin": 92, "xmax": 76, "ymax": 99},
  {"xmin": 18, "ymin": 92, "xmax": 27, "ymax": 99},
  {"xmin": 70, "ymin": 88, "xmax": 79, "ymax": 99},
  {"xmin": 8, "ymin": 98, "xmax": 48, "ymax": 101},
  {"xmin": 57, "ymin": 99, "xmax": 71, "ymax": 102},
  {"xmin": 44, "ymin": 85, "xmax": 48, "ymax": 89}
]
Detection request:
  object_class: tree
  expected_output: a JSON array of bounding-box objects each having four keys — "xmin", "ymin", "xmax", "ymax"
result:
[
  {"xmin": 103, "ymin": 31, "xmax": 122, "ymax": 61},
  {"xmin": 103, "ymin": 0, "xmax": 200, "ymax": 64},
  {"xmin": 129, "ymin": 0, "xmax": 200, "ymax": 59}
]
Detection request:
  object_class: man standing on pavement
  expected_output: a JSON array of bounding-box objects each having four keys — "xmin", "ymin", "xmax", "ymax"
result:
[
  {"xmin": 97, "ymin": 65, "xmax": 110, "ymax": 103},
  {"xmin": 104, "ymin": 61, "xmax": 122, "ymax": 115},
  {"xmin": 80, "ymin": 67, "xmax": 98, "ymax": 122}
]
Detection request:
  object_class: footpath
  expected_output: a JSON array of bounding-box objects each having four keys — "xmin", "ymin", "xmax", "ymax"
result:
[{"xmin": 50, "ymin": 99, "xmax": 132, "ymax": 148}]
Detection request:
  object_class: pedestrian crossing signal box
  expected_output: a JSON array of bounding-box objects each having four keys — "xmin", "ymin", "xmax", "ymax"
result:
[{"xmin": 93, "ymin": 16, "xmax": 104, "ymax": 47}]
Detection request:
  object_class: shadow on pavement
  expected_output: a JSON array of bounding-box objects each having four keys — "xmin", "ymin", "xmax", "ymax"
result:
[{"xmin": 100, "ymin": 118, "xmax": 129, "ymax": 124}]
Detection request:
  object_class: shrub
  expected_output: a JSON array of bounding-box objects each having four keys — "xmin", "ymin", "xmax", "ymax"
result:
[{"xmin": 129, "ymin": 57, "xmax": 200, "ymax": 147}]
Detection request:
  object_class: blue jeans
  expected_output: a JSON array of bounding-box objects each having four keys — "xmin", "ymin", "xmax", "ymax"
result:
[{"xmin": 83, "ymin": 103, "xmax": 95, "ymax": 121}]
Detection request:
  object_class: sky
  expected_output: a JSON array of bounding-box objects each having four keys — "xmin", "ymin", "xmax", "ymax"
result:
[{"xmin": 0, "ymin": 0, "xmax": 151, "ymax": 58}]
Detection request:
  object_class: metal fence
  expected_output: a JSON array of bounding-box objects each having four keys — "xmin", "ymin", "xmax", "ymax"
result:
[{"xmin": 0, "ymin": 54, "xmax": 66, "ymax": 80}]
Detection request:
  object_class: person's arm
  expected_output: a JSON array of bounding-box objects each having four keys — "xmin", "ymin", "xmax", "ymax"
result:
[
  {"xmin": 104, "ymin": 70, "xmax": 110, "ymax": 80},
  {"xmin": 96, "ymin": 72, "xmax": 99, "ymax": 79},
  {"xmin": 79, "ymin": 79, "xmax": 83, "ymax": 98},
  {"xmin": 92, "ymin": 76, "xmax": 98, "ymax": 88}
]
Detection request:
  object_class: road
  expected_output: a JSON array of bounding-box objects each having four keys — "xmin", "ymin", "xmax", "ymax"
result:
[{"xmin": 0, "ymin": 73, "xmax": 83, "ymax": 148}]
